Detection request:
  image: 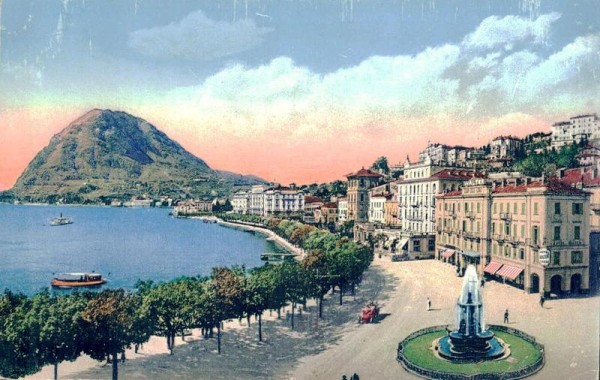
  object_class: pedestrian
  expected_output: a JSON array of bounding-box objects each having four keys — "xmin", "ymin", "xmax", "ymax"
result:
[
  {"xmin": 503, "ymin": 309, "xmax": 509, "ymax": 324},
  {"xmin": 540, "ymin": 295, "xmax": 545, "ymax": 308},
  {"xmin": 427, "ymin": 297, "xmax": 431, "ymax": 311},
  {"xmin": 352, "ymin": 373, "xmax": 360, "ymax": 380},
  {"xmin": 342, "ymin": 376, "xmax": 348, "ymax": 380}
]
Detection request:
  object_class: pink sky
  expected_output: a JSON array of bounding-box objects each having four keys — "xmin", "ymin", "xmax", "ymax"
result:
[{"xmin": 0, "ymin": 107, "xmax": 550, "ymax": 191}]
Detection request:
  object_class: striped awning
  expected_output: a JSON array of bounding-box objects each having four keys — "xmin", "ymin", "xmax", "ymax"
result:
[
  {"xmin": 484, "ymin": 261, "xmax": 503, "ymax": 275},
  {"xmin": 442, "ymin": 249, "xmax": 455, "ymax": 258},
  {"xmin": 496, "ymin": 264, "xmax": 524, "ymax": 280}
]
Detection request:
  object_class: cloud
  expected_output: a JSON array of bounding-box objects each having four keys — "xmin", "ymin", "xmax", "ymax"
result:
[
  {"xmin": 463, "ymin": 12, "xmax": 561, "ymax": 50},
  {"xmin": 128, "ymin": 10, "xmax": 273, "ymax": 60}
]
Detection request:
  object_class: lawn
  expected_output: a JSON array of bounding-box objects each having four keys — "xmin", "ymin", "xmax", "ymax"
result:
[{"xmin": 402, "ymin": 329, "xmax": 542, "ymax": 375}]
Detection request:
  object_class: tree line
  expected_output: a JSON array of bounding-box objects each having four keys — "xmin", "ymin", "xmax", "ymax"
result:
[{"xmin": 0, "ymin": 218, "xmax": 372, "ymax": 380}]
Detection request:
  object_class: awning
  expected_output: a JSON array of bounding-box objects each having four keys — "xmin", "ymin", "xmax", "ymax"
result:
[
  {"xmin": 461, "ymin": 250, "xmax": 480, "ymax": 258},
  {"xmin": 442, "ymin": 249, "xmax": 455, "ymax": 259},
  {"xmin": 496, "ymin": 264, "xmax": 524, "ymax": 280},
  {"xmin": 484, "ymin": 261, "xmax": 503, "ymax": 275},
  {"xmin": 397, "ymin": 238, "xmax": 409, "ymax": 250}
]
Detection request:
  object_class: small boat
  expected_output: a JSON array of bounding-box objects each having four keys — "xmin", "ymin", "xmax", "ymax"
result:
[
  {"xmin": 51, "ymin": 272, "xmax": 106, "ymax": 288},
  {"xmin": 50, "ymin": 213, "xmax": 73, "ymax": 226}
]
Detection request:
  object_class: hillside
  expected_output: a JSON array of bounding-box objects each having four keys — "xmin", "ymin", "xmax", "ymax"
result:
[{"xmin": 10, "ymin": 109, "xmax": 264, "ymax": 203}]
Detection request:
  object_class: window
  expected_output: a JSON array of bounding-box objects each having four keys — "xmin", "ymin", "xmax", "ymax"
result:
[
  {"xmin": 521, "ymin": 202, "xmax": 525, "ymax": 215},
  {"xmin": 428, "ymin": 239, "xmax": 435, "ymax": 251},
  {"xmin": 477, "ymin": 203, "xmax": 481, "ymax": 213},
  {"xmin": 513, "ymin": 202, "xmax": 517, "ymax": 214},
  {"xmin": 464, "ymin": 202, "xmax": 468, "ymax": 212},
  {"xmin": 519, "ymin": 249, "xmax": 525, "ymax": 260},
  {"xmin": 572, "ymin": 203, "xmax": 583, "ymax": 215},
  {"xmin": 554, "ymin": 202, "xmax": 561, "ymax": 215},
  {"xmin": 505, "ymin": 223, "xmax": 510, "ymax": 236},
  {"xmin": 553, "ymin": 252, "xmax": 560, "ymax": 266},
  {"xmin": 462, "ymin": 220, "xmax": 467, "ymax": 232},
  {"xmin": 504, "ymin": 246, "xmax": 510, "ymax": 257},
  {"xmin": 520, "ymin": 225, "xmax": 525, "ymax": 237},
  {"xmin": 533, "ymin": 202, "xmax": 538, "ymax": 215},
  {"xmin": 554, "ymin": 226, "xmax": 561, "ymax": 241},
  {"xmin": 492, "ymin": 222, "xmax": 495, "ymax": 233},
  {"xmin": 532, "ymin": 226, "xmax": 539, "ymax": 244},
  {"xmin": 477, "ymin": 221, "xmax": 480, "ymax": 233},
  {"xmin": 571, "ymin": 251, "xmax": 583, "ymax": 264},
  {"xmin": 500, "ymin": 203, "xmax": 504, "ymax": 212},
  {"xmin": 413, "ymin": 240, "xmax": 421, "ymax": 252},
  {"xmin": 493, "ymin": 203, "xmax": 497, "ymax": 214},
  {"xmin": 493, "ymin": 243, "xmax": 497, "ymax": 255},
  {"xmin": 574, "ymin": 226, "xmax": 581, "ymax": 241}
]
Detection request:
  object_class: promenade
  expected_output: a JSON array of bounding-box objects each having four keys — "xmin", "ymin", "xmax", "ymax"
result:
[{"xmin": 27, "ymin": 258, "xmax": 598, "ymax": 380}]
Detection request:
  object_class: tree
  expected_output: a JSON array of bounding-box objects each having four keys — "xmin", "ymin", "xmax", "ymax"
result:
[
  {"xmin": 371, "ymin": 156, "xmax": 390, "ymax": 174},
  {"xmin": 142, "ymin": 278, "xmax": 198, "ymax": 354},
  {"xmin": 81, "ymin": 290, "xmax": 151, "ymax": 380},
  {"xmin": 245, "ymin": 265, "xmax": 280, "ymax": 341},
  {"xmin": 210, "ymin": 267, "xmax": 245, "ymax": 353},
  {"xmin": 278, "ymin": 262, "xmax": 313, "ymax": 329}
]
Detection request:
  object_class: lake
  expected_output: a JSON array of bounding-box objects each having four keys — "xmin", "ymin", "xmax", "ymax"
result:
[{"xmin": 0, "ymin": 204, "xmax": 283, "ymax": 295}]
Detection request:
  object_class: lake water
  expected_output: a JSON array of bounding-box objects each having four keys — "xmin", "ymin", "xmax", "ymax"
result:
[{"xmin": 0, "ymin": 204, "xmax": 283, "ymax": 295}]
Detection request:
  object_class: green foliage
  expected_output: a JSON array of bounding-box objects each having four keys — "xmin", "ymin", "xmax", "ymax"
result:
[
  {"xmin": 513, "ymin": 144, "xmax": 581, "ymax": 176},
  {"xmin": 371, "ymin": 156, "xmax": 390, "ymax": 174},
  {"xmin": 218, "ymin": 213, "xmax": 263, "ymax": 225}
]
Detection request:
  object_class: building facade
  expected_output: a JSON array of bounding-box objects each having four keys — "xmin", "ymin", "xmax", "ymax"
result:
[
  {"xmin": 263, "ymin": 186, "xmax": 304, "ymax": 215},
  {"xmin": 490, "ymin": 136, "xmax": 523, "ymax": 160},
  {"xmin": 345, "ymin": 168, "xmax": 382, "ymax": 222},
  {"xmin": 337, "ymin": 197, "xmax": 348, "ymax": 223},
  {"xmin": 232, "ymin": 190, "xmax": 250, "ymax": 214},
  {"xmin": 436, "ymin": 178, "xmax": 591, "ymax": 297},
  {"xmin": 368, "ymin": 195, "xmax": 387, "ymax": 224},
  {"xmin": 551, "ymin": 113, "xmax": 600, "ymax": 149}
]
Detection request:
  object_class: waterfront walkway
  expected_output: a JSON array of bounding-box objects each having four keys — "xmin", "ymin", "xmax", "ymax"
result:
[{"xmin": 27, "ymin": 258, "xmax": 599, "ymax": 379}]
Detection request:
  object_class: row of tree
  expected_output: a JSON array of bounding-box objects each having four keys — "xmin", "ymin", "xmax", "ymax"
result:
[{"xmin": 0, "ymin": 219, "xmax": 372, "ymax": 380}]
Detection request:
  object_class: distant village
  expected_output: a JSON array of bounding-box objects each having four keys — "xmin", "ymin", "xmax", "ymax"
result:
[{"xmin": 174, "ymin": 113, "xmax": 600, "ymax": 298}]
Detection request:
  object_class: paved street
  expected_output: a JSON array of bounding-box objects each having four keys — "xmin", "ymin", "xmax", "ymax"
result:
[{"xmin": 290, "ymin": 258, "xmax": 600, "ymax": 380}]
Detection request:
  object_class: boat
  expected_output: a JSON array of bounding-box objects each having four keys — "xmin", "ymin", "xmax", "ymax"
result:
[
  {"xmin": 50, "ymin": 213, "xmax": 73, "ymax": 226},
  {"xmin": 51, "ymin": 272, "xmax": 107, "ymax": 288}
]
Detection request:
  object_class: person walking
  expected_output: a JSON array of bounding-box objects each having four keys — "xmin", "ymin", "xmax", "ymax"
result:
[
  {"xmin": 503, "ymin": 309, "xmax": 509, "ymax": 324},
  {"xmin": 540, "ymin": 295, "xmax": 545, "ymax": 308},
  {"xmin": 427, "ymin": 297, "xmax": 431, "ymax": 311}
]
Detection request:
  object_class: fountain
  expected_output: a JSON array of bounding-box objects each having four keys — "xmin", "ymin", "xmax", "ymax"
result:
[{"xmin": 437, "ymin": 265, "xmax": 506, "ymax": 361}]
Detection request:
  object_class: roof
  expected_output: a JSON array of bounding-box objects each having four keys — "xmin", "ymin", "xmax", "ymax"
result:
[
  {"xmin": 492, "ymin": 178, "xmax": 589, "ymax": 195},
  {"xmin": 560, "ymin": 167, "xmax": 600, "ymax": 187},
  {"xmin": 492, "ymin": 135, "xmax": 521, "ymax": 141},
  {"xmin": 438, "ymin": 189, "xmax": 463, "ymax": 198},
  {"xmin": 430, "ymin": 169, "xmax": 485, "ymax": 180},
  {"xmin": 321, "ymin": 202, "xmax": 337, "ymax": 208},
  {"xmin": 345, "ymin": 167, "xmax": 383, "ymax": 178},
  {"xmin": 304, "ymin": 196, "xmax": 324, "ymax": 204}
]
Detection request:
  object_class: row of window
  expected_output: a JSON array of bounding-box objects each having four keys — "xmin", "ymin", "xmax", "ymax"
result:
[
  {"xmin": 491, "ymin": 244, "xmax": 584, "ymax": 265},
  {"xmin": 441, "ymin": 201, "xmax": 584, "ymax": 217}
]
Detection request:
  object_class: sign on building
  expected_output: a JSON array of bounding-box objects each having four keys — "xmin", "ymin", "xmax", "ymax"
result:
[{"xmin": 539, "ymin": 248, "xmax": 550, "ymax": 266}]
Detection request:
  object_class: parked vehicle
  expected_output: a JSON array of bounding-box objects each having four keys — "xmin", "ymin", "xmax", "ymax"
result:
[{"xmin": 359, "ymin": 302, "xmax": 379, "ymax": 324}]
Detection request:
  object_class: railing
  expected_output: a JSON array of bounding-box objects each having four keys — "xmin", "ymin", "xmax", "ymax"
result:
[
  {"xmin": 526, "ymin": 238, "xmax": 540, "ymax": 249},
  {"xmin": 499, "ymin": 212, "xmax": 511, "ymax": 221},
  {"xmin": 465, "ymin": 211, "xmax": 476, "ymax": 220},
  {"xmin": 493, "ymin": 234, "xmax": 506, "ymax": 243},
  {"xmin": 463, "ymin": 231, "xmax": 481, "ymax": 240},
  {"xmin": 397, "ymin": 325, "xmax": 545, "ymax": 380}
]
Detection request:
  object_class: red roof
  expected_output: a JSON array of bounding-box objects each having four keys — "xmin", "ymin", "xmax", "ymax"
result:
[
  {"xmin": 492, "ymin": 178, "xmax": 588, "ymax": 195},
  {"xmin": 439, "ymin": 189, "xmax": 463, "ymax": 197},
  {"xmin": 561, "ymin": 167, "xmax": 600, "ymax": 187},
  {"xmin": 430, "ymin": 169, "xmax": 485, "ymax": 180},
  {"xmin": 345, "ymin": 168, "xmax": 383, "ymax": 178},
  {"xmin": 304, "ymin": 196, "xmax": 324, "ymax": 204},
  {"xmin": 321, "ymin": 202, "xmax": 337, "ymax": 208}
]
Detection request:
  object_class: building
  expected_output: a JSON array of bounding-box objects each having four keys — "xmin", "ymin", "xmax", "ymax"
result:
[
  {"xmin": 249, "ymin": 185, "xmax": 269, "ymax": 215},
  {"xmin": 303, "ymin": 196, "xmax": 324, "ymax": 223},
  {"xmin": 489, "ymin": 136, "xmax": 523, "ymax": 160},
  {"xmin": 368, "ymin": 195, "xmax": 387, "ymax": 224},
  {"xmin": 384, "ymin": 194, "xmax": 400, "ymax": 226},
  {"xmin": 435, "ymin": 178, "xmax": 591, "ymax": 297},
  {"xmin": 345, "ymin": 168, "xmax": 382, "ymax": 222},
  {"xmin": 232, "ymin": 190, "xmax": 250, "ymax": 213},
  {"xmin": 551, "ymin": 113, "xmax": 600, "ymax": 149},
  {"xmin": 318, "ymin": 202, "xmax": 338, "ymax": 225},
  {"xmin": 337, "ymin": 198, "xmax": 348, "ymax": 223},
  {"xmin": 263, "ymin": 186, "xmax": 305, "ymax": 216},
  {"xmin": 576, "ymin": 145, "xmax": 600, "ymax": 167},
  {"xmin": 174, "ymin": 199, "xmax": 213, "ymax": 214}
]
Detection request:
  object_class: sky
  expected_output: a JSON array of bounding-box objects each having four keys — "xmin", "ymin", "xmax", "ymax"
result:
[{"xmin": 0, "ymin": 0, "xmax": 598, "ymax": 189}]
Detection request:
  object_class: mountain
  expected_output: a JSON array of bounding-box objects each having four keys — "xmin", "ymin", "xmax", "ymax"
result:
[{"xmin": 10, "ymin": 109, "xmax": 265, "ymax": 203}]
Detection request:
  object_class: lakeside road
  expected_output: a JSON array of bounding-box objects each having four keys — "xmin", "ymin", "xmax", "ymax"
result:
[
  {"xmin": 26, "ymin": 257, "xmax": 599, "ymax": 380},
  {"xmin": 215, "ymin": 219, "xmax": 306, "ymax": 258}
]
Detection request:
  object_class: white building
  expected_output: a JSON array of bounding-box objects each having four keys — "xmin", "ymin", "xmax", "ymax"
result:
[
  {"xmin": 398, "ymin": 161, "xmax": 483, "ymax": 234},
  {"xmin": 489, "ymin": 136, "xmax": 523, "ymax": 159},
  {"xmin": 249, "ymin": 185, "xmax": 269, "ymax": 215},
  {"xmin": 551, "ymin": 113, "xmax": 600, "ymax": 149},
  {"xmin": 337, "ymin": 198, "xmax": 348, "ymax": 223},
  {"xmin": 368, "ymin": 195, "xmax": 387, "ymax": 224},
  {"xmin": 232, "ymin": 190, "xmax": 250, "ymax": 214},
  {"xmin": 263, "ymin": 186, "xmax": 305, "ymax": 215}
]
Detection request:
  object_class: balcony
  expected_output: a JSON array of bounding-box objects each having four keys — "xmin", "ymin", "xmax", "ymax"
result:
[
  {"xmin": 591, "ymin": 203, "xmax": 600, "ymax": 214},
  {"xmin": 465, "ymin": 211, "xmax": 476, "ymax": 220},
  {"xmin": 448, "ymin": 211, "xmax": 457, "ymax": 219},
  {"xmin": 493, "ymin": 234, "xmax": 506, "ymax": 243},
  {"xmin": 463, "ymin": 231, "xmax": 481, "ymax": 241},
  {"xmin": 568, "ymin": 239, "xmax": 586, "ymax": 246},
  {"xmin": 499, "ymin": 212, "xmax": 511, "ymax": 221},
  {"xmin": 526, "ymin": 238, "xmax": 540, "ymax": 249},
  {"xmin": 551, "ymin": 214, "xmax": 564, "ymax": 223}
]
